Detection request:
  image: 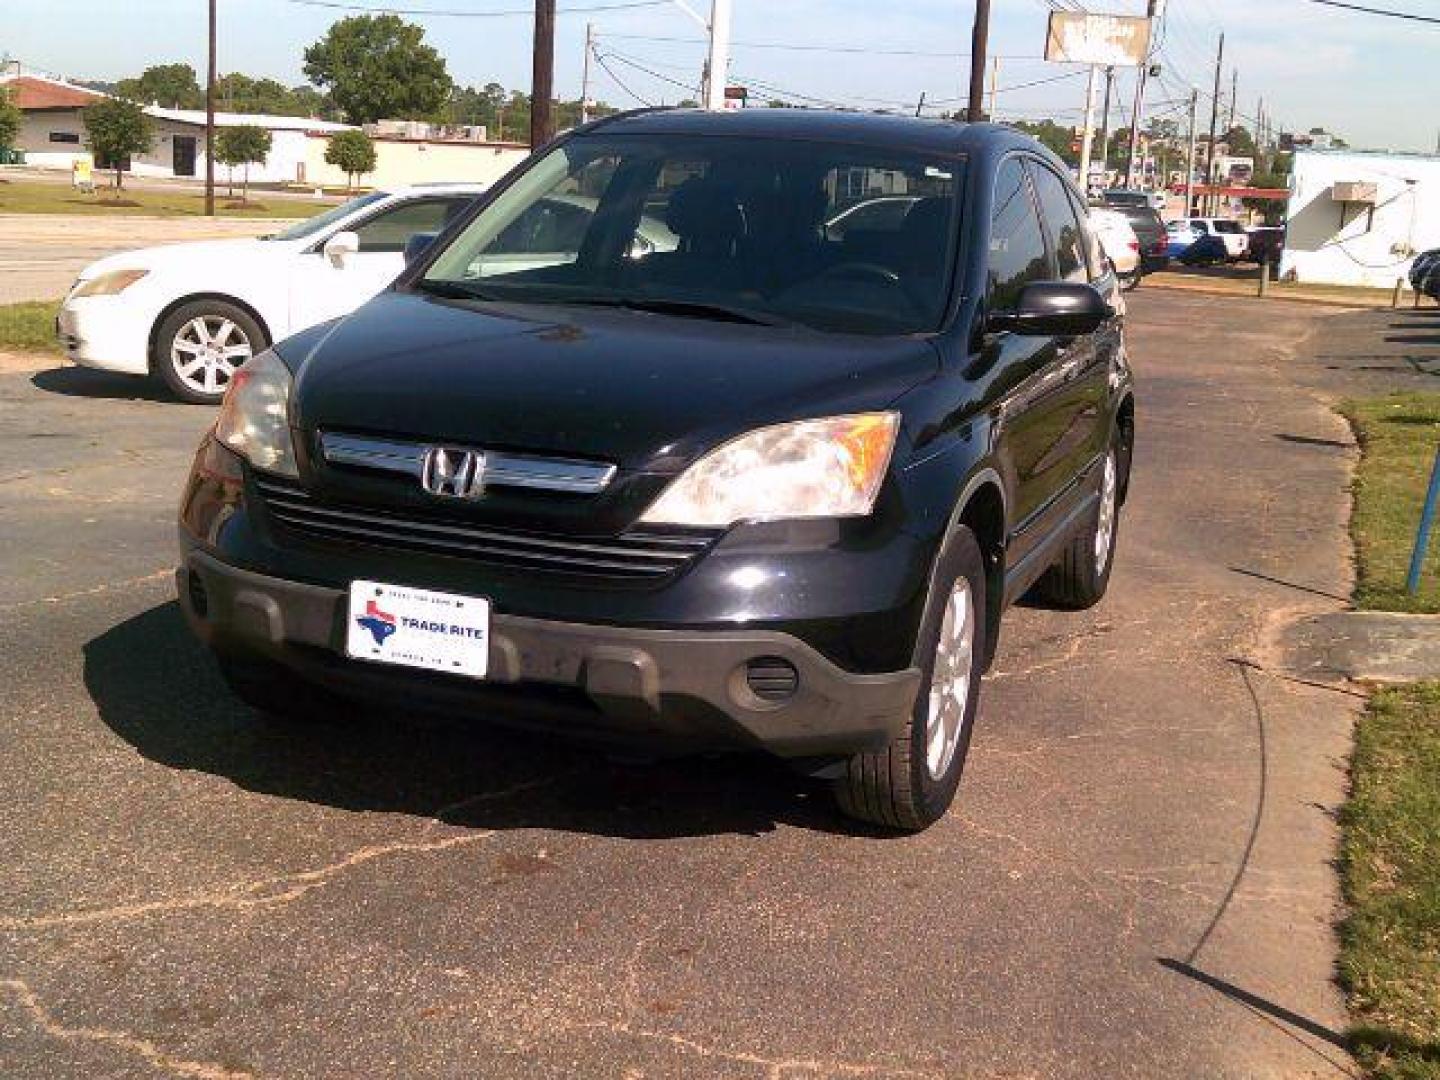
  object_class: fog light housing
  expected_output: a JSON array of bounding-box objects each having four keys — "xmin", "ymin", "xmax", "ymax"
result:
[{"xmin": 745, "ymin": 657, "xmax": 799, "ymax": 702}]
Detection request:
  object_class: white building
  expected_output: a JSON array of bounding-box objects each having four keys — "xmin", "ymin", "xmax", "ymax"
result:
[
  {"xmin": 2, "ymin": 73, "xmax": 350, "ymax": 182},
  {"xmin": 1, "ymin": 71, "xmax": 531, "ymax": 191},
  {"xmin": 1280, "ymin": 148, "xmax": 1440, "ymax": 288}
]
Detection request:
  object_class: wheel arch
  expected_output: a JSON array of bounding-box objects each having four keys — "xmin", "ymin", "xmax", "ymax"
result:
[
  {"xmin": 148, "ymin": 293, "xmax": 274, "ymax": 374},
  {"xmin": 952, "ymin": 469, "xmax": 1007, "ymax": 670},
  {"xmin": 1114, "ymin": 391, "xmax": 1136, "ymax": 504}
]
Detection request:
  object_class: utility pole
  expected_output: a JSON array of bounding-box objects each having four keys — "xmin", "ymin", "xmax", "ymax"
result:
[
  {"xmin": 1185, "ymin": 87, "xmax": 1199, "ymax": 215},
  {"xmin": 702, "ymin": 0, "xmax": 732, "ymax": 111},
  {"xmin": 1077, "ymin": 65, "xmax": 1100, "ymax": 198},
  {"xmin": 1097, "ymin": 66, "xmax": 1115, "ymax": 180},
  {"xmin": 530, "ymin": 0, "xmax": 556, "ymax": 148},
  {"xmin": 987, "ymin": 55, "xmax": 1000, "ymax": 120},
  {"xmin": 204, "ymin": 0, "xmax": 216, "ymax": 216},
  {"xmin": 1124, "ymin": 0, "xmax": 1160, "ymax": 189},
  {"xmin": 1205, "ymin": 32, "xmax": 1224, "ymax": 215},
  {"xmin": 580, "ymin": 23, "xmax": 594, "ymax": 125},
  {"xmin": 966, "ymin": 0, "xmax": 992, "ymax": 122}
]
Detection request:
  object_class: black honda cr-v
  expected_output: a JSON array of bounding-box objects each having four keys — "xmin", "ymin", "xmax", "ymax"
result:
[{"xmin": 178, "ymin": 109, "xmax": 1134, "ymax": 830}]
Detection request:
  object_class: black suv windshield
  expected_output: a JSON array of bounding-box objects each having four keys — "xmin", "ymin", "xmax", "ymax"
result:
[{"xmin": 421, "ymin": 134, "xmax": 963, "ymax": 335}]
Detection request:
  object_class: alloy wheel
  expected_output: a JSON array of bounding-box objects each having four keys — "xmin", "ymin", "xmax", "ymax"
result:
[
  {"xmin": 925, "ymin": 576, "xmax": 975, "ymax": 780},
  {"xmin": 1094, "ymin": 450, "xmax": 1118, "ymax": 576},
  {"xmin": 170, "ymin": 315, "xmax": 253, "ymax": 397}
]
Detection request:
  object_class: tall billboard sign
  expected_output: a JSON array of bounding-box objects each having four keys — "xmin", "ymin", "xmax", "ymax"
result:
[{"xmin": 1044, "ymin": 13, "xmax": 1152, "ymax": 67}]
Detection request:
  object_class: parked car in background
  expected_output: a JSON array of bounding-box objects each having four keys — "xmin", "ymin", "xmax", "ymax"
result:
[
  {"xmin": 1106, "ymin": 203, "xmax": 1169, "ymax": 273},
  {"xmin": 1102, "ymin": 188, "xmax": 1167, "ymax": 212},
  {"xmin": 1088, "ymin": 207, "xmax": 1143, "ymax": 290},
  {"xmin": 1409, "ymin": 248, "xmax": 1440, "ymax": 300},
  {"xmin": 1246, "ymin": 226, "xmax": 1285, "ymax": 270},
  {"xmin": 57, "ymin": 184, "xmax": 488, "ymax": 404},
  {"xmin": 177, "ymin": 109, "xmax": 1135, "ymax": 831},
  {"xmin": 1165, "ymin": 219, "xmax": 1203, "ymax": 259},
  {"xmin": 1186, "ymin": 217, "xmax": 1249, "ymax": 261}
]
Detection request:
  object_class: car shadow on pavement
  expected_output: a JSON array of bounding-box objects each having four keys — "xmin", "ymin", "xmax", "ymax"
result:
[
  {"xmin": 83, "ymin": 602, "xmax": 877, "ymax": 841},
  {"xmin": 31, "ymin": 366, "xmax": 179, "ymax": 403}
]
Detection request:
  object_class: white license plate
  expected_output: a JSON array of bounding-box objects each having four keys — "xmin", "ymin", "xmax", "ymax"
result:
[{"xmin": 345, "ymin": 579, "xmax": 490, "ymax": 679}]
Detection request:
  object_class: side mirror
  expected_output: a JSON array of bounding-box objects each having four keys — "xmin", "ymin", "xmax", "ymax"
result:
[
  {"xmin": 403, "ymin": 231, "xmax": 439, "ymax": 266},
  {"xmin": 988, "ymin": 281, "xmax": 1113, "ymax": 337},
  {"xmin": 323, "ymin": 230, "xmax": 359, "ymax": 268}
]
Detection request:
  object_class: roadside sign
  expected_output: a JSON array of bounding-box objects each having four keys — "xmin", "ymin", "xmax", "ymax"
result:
[{"xmin": 1044, "ymin": 13, "xmax": 1152, "ymax": 67}]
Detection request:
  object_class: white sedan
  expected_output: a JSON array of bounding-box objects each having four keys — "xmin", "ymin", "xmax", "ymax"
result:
[
  {"xmin": 1087, "ymin": 207, "xmax": 1143, "ymax": 291},
  {"xmin": 57, "ymin": 184, "xmax": 487, "ymax": 403}
]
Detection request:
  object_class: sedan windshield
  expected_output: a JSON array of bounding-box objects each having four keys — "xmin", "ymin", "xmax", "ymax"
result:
[
  {"xmin": 421, "ymin": 134, "xmax": 962, "ymax": 335},
  {"xmin": 267, "ymin": 192, "xmax": 390, "ymax": 241}
]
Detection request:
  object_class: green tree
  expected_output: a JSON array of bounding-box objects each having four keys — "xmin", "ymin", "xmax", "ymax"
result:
[
  {"xmin": 324, "ymin": 129, "xmax": 377, "ymax": 189},
  {"xmin": 1013, "ymin": 119, "xmax": 1079, "ymax": 167},
  {"xmin": 0, "ymin": 87, "xmax": 20, "ymax": 152},
  {"xmin": 214, "ymin": 124, "xmax": 272, "ymax": 200},
  {"xmin": 116, "ymin": 63, "xmax": 203, "ymax": 109},
  {"xmin": 289, "ymin": 85, "xmax": 335, "ymax": 119},
  {"xmin": 216, "ymin": 73, "xmax": 305, "ymax": 115},
  {"xmin": 303, "ymin": 15, "xmax": 451, "ymax": 124},
  {"xmin": 1222, "ymin": 124, "xmax": 1256, "ymax": 157},
  {"xmin": 82, "ymin": 98, "xmax": 154, "ymax": 190}
]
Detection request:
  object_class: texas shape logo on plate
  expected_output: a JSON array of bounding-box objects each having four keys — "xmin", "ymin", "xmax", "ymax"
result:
[{"xmin": 355, "ymin": 598, "xmax": 398, "ymax": 646}]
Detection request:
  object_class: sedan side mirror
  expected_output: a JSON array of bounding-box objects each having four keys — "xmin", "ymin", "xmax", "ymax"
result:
[
  {"xmin": 323, "ymin": 230, "xmax": 359, "ymax": 268},
  {"xmin": 403, "ymin": 231, "xmax": 439, "ymax": 267},
  {"xmin": 988, "ymin": 281, "xmax": 1113, "ymax": 337}
]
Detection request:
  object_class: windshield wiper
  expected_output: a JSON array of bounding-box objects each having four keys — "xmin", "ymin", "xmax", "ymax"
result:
[
  {"xmin": 413, "ymin": 279, "xmax": 503, "ymax": 302},
  {"xmin": 561, "ymin": 295, "xmax": 796, "ymax": 328}
]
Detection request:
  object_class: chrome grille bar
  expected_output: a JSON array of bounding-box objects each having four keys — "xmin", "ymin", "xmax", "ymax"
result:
[{"xmin": 319, "ymin": 433, "xmax": 616, "ymax": 494}]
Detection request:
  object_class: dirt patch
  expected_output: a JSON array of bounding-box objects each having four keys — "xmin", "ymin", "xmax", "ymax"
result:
[{"xmin": 0, "ymin": 350, "xmax": 62, "ymax": 375}]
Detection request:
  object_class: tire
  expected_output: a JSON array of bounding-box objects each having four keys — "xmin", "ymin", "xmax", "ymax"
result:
[
  {"xmin": 1032, "ymin": 445, "xmax": 1122, "ymax": 610},
  {"xmin": 833, "ymin": 527, "xmax": 987, "ymax": 832},
  {"xmin": 155, "ymin": 300, "xmax": 268, "ymax": 404},
  {"xmin": 217, "ymin": 655, "xmax": 337, "ymax": 722}
]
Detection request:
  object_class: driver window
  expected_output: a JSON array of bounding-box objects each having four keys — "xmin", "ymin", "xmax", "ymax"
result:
[
  {"xmin": 353, "ymin": 198, "xmax": 470, "ymax": 253},
  {"xmin": 1029, "ymin": 164, "xmax": 1087, "ymax": 283},
  {"xmin": 988, "ymin": 159, "xmax": 1049, "ymax": 311}
]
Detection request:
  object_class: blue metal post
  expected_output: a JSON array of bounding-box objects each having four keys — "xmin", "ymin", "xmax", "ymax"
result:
[{"xmin": 1406, "ymin": 445, "xmax": 1440, "ymax": 595}]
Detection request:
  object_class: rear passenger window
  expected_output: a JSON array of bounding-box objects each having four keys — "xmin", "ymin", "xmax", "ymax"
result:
[
  {"xmin": 988, "ymin": 159, "xmax": 1048, "ymax": 311},
  {"xmin": 1029, "ymin": 165, "xmax": 1086, "ymax": 282}
]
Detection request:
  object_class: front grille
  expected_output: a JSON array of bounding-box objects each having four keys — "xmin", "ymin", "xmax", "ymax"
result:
[{"xmin": 254, "ymin": 474, "xmax": 715, "ymax": 580}]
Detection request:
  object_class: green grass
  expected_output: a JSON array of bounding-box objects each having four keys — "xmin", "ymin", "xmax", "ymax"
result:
[
  {"xmin": 0, "ymin": 179, "xmax": 332, "ymax": 219},
  {"xmin": 1344, "ymin": 393, "xmax": 1440, "ymax": 613},
  {"xmin": 0, "ymin": 301, "xmax": 61, "ymax": 356},
  {"xmin": 1340, "ymin": 682, "xmax": 1440, "ymax": 1080}
]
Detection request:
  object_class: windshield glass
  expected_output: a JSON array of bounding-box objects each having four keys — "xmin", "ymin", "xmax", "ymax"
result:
[
  {"xmin": 267, "ymin": 192, "xmax": 390, "ymax": 241},
  {"xmin": 421, "ymin": 134, "xmax": 962, "ymax": 334}
]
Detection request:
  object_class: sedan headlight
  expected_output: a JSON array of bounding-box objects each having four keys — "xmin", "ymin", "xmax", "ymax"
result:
[
  {"xmin": 71, "ymin": 268, "xmax": 149, "ymax": 298},
  {"xmin": 639, "ymin": 413, "xmax": 900, "ymax": 527},
  {"xmin": 213, "ymin": 348, "xmax": 298, "ymax": 477}
]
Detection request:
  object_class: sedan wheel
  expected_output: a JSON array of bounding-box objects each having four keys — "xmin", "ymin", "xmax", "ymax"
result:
[{"xmin": 154, "ymin": 300, "xmax": 268, "ymax": 404}]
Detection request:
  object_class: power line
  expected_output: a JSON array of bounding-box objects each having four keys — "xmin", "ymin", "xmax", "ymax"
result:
[
  {"xmin": 599, "ymin": 32, "xmax": 1050, "ymax": 60},
  {"xmin": 282, "ymin": 0, "xmax": 669, "ymax": 16},
  {"xmin": 1301, "ymin": 0, "xmax": 1440, "ymax": 23},
  {"xmin": 596, "ymin": 49, "xmax": 697, "ymax": 95},
  {"xmin": 592, "ymin": 52, "xmax": 654, "ymax": 105}
]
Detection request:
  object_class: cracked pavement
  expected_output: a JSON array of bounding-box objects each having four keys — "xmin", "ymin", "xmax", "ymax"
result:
[{"xmin": 0, "ymin": 292, "xmax": 1365, "ymax": 1077}]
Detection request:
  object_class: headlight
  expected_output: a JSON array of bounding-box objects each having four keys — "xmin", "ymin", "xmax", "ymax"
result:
[
  {"xmin": 71, "ymin": 268, "xmax": 149, "ymax": 298},
  {"xmin": 639, "ymin": 412, "xmax": 900, "ymax": 527},
  {"xmin": 213, "ymin": 348, "xmax": 298, "ymax": 477}
]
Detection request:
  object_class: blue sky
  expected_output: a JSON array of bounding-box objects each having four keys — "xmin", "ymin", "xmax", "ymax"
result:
[{"xmin": 3, "ymin": 0, "xmax": 1436, "ymax": 152}]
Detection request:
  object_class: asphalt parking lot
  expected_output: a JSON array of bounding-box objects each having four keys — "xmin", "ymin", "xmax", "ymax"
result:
[{"xmin": 0, "ymin": 291, "xmax": 1369, "ymax": 1077}]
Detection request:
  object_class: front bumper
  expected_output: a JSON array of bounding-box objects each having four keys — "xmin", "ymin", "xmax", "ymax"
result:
[
  {"xmin": 178, "ymin": 548, "xmax": 921, "ymax": 758},
  {"xmin": 56, "ymin": 295, "xmax": 152, "ymax": 375}
]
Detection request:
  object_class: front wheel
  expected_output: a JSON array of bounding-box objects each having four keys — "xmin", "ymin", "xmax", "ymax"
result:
[
  {"xmin": 1120, "ymin": 268, "xmax": 1142, "ymax": 292},
  {"xmin": 155, "ymin": 300, "xmax": 267, "ymax": 404},
  {"xmin": 833, "ymin": 527, "xmax": 987, "ymax": 831}
]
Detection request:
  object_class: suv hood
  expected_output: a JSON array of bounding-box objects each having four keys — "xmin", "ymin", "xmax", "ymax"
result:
[{"xmin": 284, "ymin": 290, "xmax": 938, "ymax": 476}]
